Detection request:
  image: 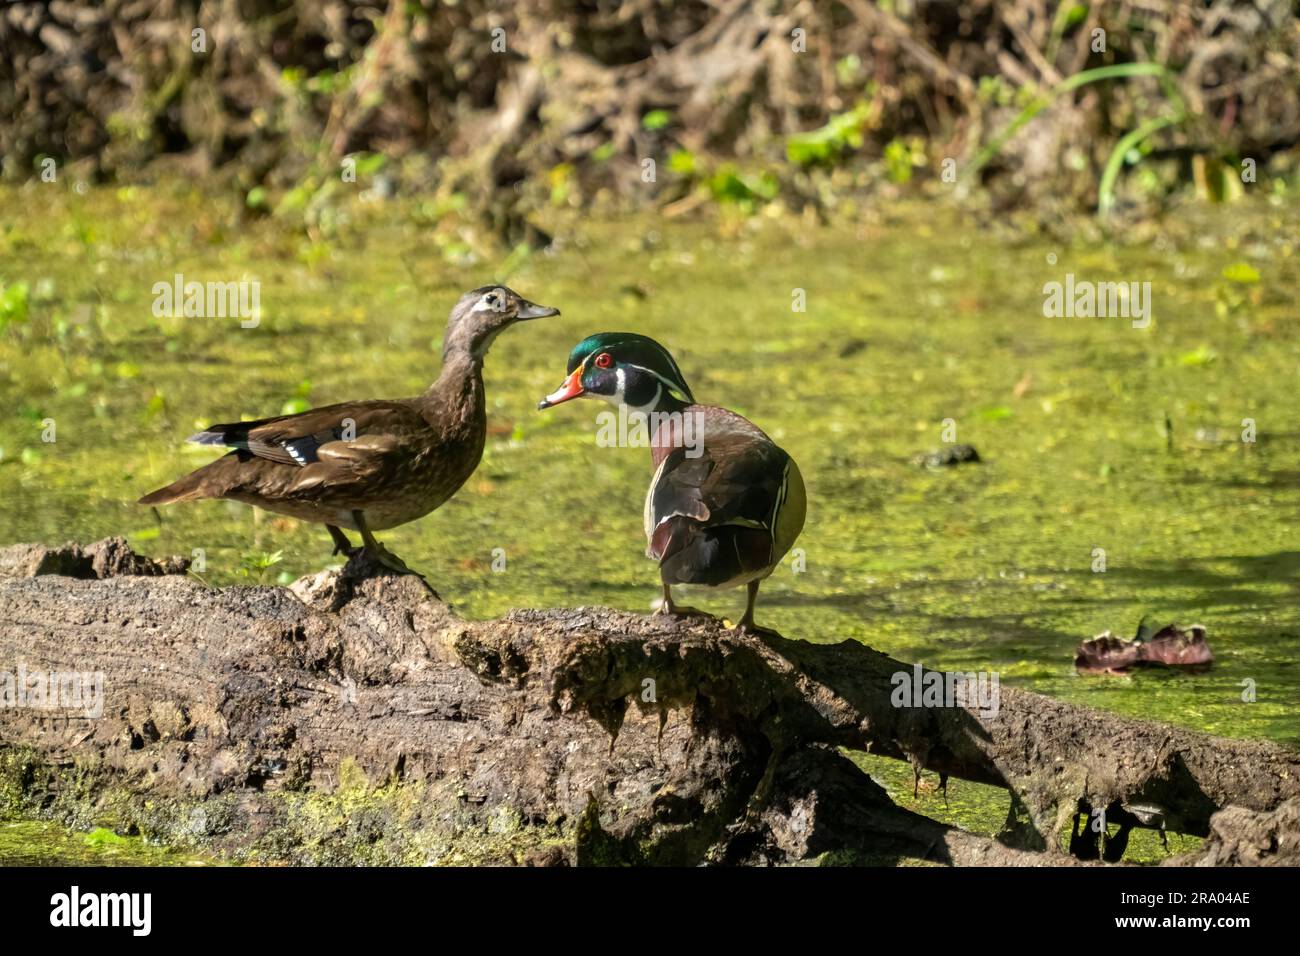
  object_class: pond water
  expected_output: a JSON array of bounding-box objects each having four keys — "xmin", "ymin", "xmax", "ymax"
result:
[
  {"xmin": 0, "ymin": 821, "xmax": 213, "ymax": 866},
  {"xmin": 1, "ymin": 183, "xmax": 1297, "ymax": 863}
]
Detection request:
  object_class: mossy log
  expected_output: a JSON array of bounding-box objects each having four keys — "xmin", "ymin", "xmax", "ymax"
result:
[{"xmin": 0, "ymin": 539, "xmax": 1296, "ymax": 866}]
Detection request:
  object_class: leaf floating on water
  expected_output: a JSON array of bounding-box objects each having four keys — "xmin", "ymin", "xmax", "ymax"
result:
[
  {"xmin": 978, "ymin": 405, "xmax": 1013, "ymax": 421},
  {"xmin": 1221, "ymin": 262, "xmax": 1261, "ymax": 284},
  {"xmin": 838, "ymin": 337, "xmax": 867, "ymax": 358},
  {"xmin": 1178, "ymin": 345, "xmax": 1217, "ymax": 367}
]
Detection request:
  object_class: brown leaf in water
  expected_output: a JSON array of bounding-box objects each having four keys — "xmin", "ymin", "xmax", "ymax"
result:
[{"xmin": 1075, "ymin": 623, "xmax": 1214, "ymax": 675}]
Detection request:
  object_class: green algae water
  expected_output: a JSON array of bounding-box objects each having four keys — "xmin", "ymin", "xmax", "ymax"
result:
[
  {"xmin": 1, "ymin": 183, "xmax": 1298, "ymax": 863},
  {"xmin": 0, "ymin": 821, "xmax": 213, "ymax": 866}
]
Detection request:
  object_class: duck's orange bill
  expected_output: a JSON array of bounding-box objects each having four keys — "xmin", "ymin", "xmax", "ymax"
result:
[{"xmin": 538, "ymin": 366, "xmax": 586, "ymax": 409}]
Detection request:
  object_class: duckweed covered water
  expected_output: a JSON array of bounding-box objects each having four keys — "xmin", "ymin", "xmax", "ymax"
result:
[
  {"xmin": 1, "ymin": 183, "xmax": 1297, "ymax": 863},
  {"xmin": 0, "ymin": 821, "xmax": 213, "ymax": 866}
]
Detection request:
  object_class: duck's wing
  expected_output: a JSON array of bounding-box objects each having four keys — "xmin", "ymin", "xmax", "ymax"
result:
[
  {"xmin": 188, "ymin": 400, "xmax": 430, "ymax": 499},
  {"xmin": 645, "ymin": 417, "xmax": 804, "ymax": 587},
  {"xmin": 189, "ymin": 400, "xmax": 420, "ymax": 464}
]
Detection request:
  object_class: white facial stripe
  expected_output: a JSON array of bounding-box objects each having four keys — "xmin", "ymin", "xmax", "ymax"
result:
[
  {"xmin": 604, "ymin": 365, "xmax": 661, "ymax": 415},
  {"xmin": 625, "ymin": 363, "xmax": 690, "ymax": 402},
  {"xmin": 646, "ymin": 343, "xmax": 691, "ymax": 399}
]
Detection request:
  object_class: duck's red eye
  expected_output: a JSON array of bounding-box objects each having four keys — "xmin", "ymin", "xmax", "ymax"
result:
[{"xmin": 594, "ymin": 352, "xmax": 613, "ymax": 369}]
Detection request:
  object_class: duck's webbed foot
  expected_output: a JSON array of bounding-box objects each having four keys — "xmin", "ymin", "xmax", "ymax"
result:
[
  {"xmin": 732, "ymin": 580, "xmax": 781, "ymax": 637},
  {"xmin": 654, "ymin": 585, "xmax": 713, "ymax": 620},
  {"xmin": 735, "ymin": 618, "xmax": 781, "ymax": 638},
  {"xmin": 349, "ymin": 511, "xmax": 434, "ymax": 592},
  {"xmin": 364, "ymin": 542, "xmax": 413, "ymax": 575}
]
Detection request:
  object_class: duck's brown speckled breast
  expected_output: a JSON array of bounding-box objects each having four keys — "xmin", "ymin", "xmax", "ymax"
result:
[{"xmin": 346, "ymin": 435, "xmax": 484, "ymax": 530}]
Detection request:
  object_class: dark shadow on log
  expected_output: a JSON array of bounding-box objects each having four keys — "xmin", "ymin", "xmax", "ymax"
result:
[{"xmin": 0, "ymin": 539, "xmax": 1296, "ymax": 866}]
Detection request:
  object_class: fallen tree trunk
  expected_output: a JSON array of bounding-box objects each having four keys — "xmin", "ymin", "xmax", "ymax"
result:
[{"xmin": 0, "ymin": 539, "xmax": 1295, "ymax": 866}]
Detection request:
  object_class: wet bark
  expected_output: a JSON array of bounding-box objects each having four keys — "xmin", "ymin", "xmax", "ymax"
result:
[{"xmin": 0, "ymin": 539, "xmax": 1295, "ymax": 866}]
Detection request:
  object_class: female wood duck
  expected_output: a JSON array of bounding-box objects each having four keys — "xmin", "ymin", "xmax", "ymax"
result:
[
  {"xmin": 140, "ymin": 286, "xmax": 559, "ymax": 575},
  {"xmin": 538, "ymin": 332, "xmax": 805, "ymax": 634}
]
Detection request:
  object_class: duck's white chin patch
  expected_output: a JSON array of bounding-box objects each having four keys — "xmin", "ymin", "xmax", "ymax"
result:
[
  {"xmin": 614, "ymin": 368, "xmax": 663, "ymax": 415},
  {"xmin": 472, "ymin": 325, "xmax": 506, "ymax": 358}
]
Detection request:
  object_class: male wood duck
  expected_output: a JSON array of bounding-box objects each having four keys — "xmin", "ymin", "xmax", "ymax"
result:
[
  {"xmin": 140, "ymin": 286, "xmax": 559, "ymax": 575},
  {"xmin": 538, "ymin": 332, "xmax": 805, "ymax": 633}
]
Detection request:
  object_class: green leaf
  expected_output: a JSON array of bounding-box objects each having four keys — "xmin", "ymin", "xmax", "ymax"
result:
[
  {"xmin": 667, "ymin": 150, "xmax": 696, "ymax": 176},
  {"xmin": 0, "ymin": 280, "xmax": 31, "ymax": 329},
  {"xmin": 274, "ymin": 182, "xmax": 314, "ymax": 216},
  {"xmin": 706, "ymin": 166, "xmax": 778, "ymax": 206},
  {"xmin": 1178, "ymin": 345, "xmax": 1217, "ymax": 367},
  {"xmin": 835, "ymin": 55, "xmax": 863, "ymax": 86},
  {"xmin": 240, "ymin": 549, "xmax": 285, "ymax": 578},
  {"xmin": 785, "ymin": 102, "xmax": 872, "ymax": 167},
  {"xmin": 884, "ymin": 138, "xmax": 915, "ymax": 184},
  {"xmin": 641, "ymin": 110, "xmax": 671, "ymax": 131},
  {"xmin": 280, "ymin": 397, "xmax": 311, "ymax": 415},
  {"xmin": 355, "ymin": 152, "xmax": 387, "ymax": 176},
  {"xmin": 1221, "ymin": 262, "xmax": 1260, "ymax": 284}
]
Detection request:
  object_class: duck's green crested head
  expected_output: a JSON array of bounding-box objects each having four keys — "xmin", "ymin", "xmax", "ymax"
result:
[{"xmin": 538, "ymin": 332, "xmax": 694, "ymax": 411}]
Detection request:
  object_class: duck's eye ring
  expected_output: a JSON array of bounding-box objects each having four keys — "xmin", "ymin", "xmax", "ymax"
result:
[{"xmin": 594, "ymin": 352, "xmax": 613, "ymax": 369}]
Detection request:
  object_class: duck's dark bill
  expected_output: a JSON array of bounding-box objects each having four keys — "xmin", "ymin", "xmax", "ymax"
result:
[
  {"xmin": 517, "ymin": 300, "xmax": 561, "ymax": 320},
  {"xmin": 538, "ymin": 366, "xmax": 585, "ymax": 408}
]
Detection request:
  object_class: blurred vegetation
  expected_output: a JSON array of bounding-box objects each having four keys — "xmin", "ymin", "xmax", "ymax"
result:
[{"xmin": 1, "ymin": 0, "xmax": 1297, "ymax": 238}]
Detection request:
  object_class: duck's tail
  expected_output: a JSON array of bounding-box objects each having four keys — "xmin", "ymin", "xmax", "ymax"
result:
[{"xmin": 138, "ymin": 466, "xmax": 218, "ymax": 505}]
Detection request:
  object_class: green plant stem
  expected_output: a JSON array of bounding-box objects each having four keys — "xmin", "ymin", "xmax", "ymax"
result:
[
  {"xmin": 1097, "ymin": 114, "xmax": 1182, "ymax": 217},
  {"xmin": 967, "ymin": 63, "xmax": 1174, "ymax": 178}
]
